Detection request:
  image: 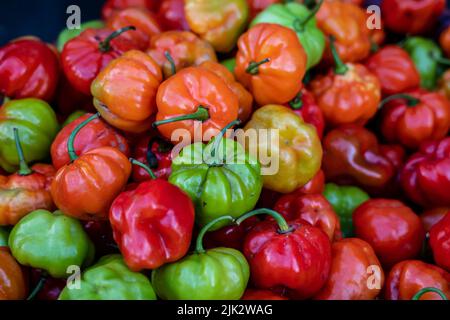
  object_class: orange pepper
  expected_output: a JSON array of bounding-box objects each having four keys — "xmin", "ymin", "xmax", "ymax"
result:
[
  {"xmin": 147, "ymin": 31, "xmax": 217, "ymax": 79},
  {"xmin": 235, "ymin": 23, "xmax": 307, "ymax": 106},
  {"xmin": 92, "ymin": 50, "xmax": 163, "ymax": 133},
  {"xmin": 0, "ymin": 248, "xmax": 27, "ymax": 300},
  {"xmin": 440, "ymin": 27, "xmax": 450, "ymax": 58}
]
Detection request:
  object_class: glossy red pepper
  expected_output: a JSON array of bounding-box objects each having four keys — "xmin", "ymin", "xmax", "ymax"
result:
[
  {"xmin": 0, "ymin": 38, "xmax": 59, "ymax": 102},
  {"xmin": 430, "ymin": 212, "xmax": 450, "ymax": 272},
  {"xmin": 110, "ymin": 160, "xmax": 195, "ymax": 271},
  {"xmin": 242, "ymin": 289, "xmax": 288, "ymax": 300},
  {"xmin": 421, "ymin": 207, "xmax": 449, "ymax": 232},
  {"xmin": 365, "ymin": 45, "xmax": 421, "ymax": 96},
  {"xmin": 156, "ymin": 0, "xmax": 190, "ymax": 31},
  {"xmin": 102, "ymin": 0, "xmax": 160, "ymax": 20},
  {"xmin": 382, "ymin": 0, "xmax": 445, "ymax": 35},
  {"xmin": 401, "ymin": 137, "xmax": 450, "ymax": 208},
  {"xmin": 353, "ymin": 199, "xmax": 425, "ymax": 268}
]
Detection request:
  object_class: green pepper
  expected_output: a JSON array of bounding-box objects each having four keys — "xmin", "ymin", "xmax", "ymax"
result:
[
  {"xmin": 152, "ymin": 216, "xmax": 249, "ymax": 300},
  {"xmin": 62, "ymin": 110, "xmax": 87, "ymax": 127},
  {"xmin": 8, "ymin": 210, "xmax": 94, "ymax": 278},
  {"xmin": 250, "ymin": 1, "xmax": 325, "ymax": 69},
  {"xmin": 323, "ymin": 183, "xmax": 369, "ymax": 238},
  {"xmin": 56, "ymin": 20, "xmax": 105, "ymax": 52},
  {"xmin": 169, "ymin": 121, "xmax": 262, "ymax": 230},
  {"xmin": 59, "ymin": 254, "xmax": 157, "ymax": 300},
  {"xmin": 0, "ymin": 227, "xmax": 9, "ymax": 247},
  {"xmin": 403, "ymin": 37, "xmax": 450, "ymax": 90},
  {"xmin": 0, "ymin": 98, "xmax": 59, "ymax": 173},
  {"xmin": 220, "ymin": 58, "xmax": 236, "ymax": 74}
]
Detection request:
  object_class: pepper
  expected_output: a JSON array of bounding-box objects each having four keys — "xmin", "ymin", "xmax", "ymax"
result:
[
  {"xmin": 0, "ymin": 98, "xmax": 59, "ymax": 173},
  {"xmin": 421, "ymin": 208, "xmax": 449, "ymax": 232},
  {"xmin": 439, "ymin": 26, "xmax": 450, "ymax": 57},
  {"xmin": 221, "ymin": 58, "xmax": 236, "ymax": 74},
  {"xmin": 0, "ymin": 248, "xmax": 27, "ymax": 300},
  {"xmin": 244, "ymin": 104, "xmax": 322, "ymax": 194},
  {"xmin": 61, "ymin": 26, "xmax": 139, "ymax": 95},
  {"xmin": 185, "ymin": 0, "xmax": 249, "ymax": 53},
  {"xmin": 51, "ymin": 113, "xmax": 130, "ymax": 170},
  {"xmin": 92, "ymin": 50, "xmax": 163, "ymax": 133},
  {"xmin": 102, "ymin": 0, "xmax": 160, "ymax": 20},
  {"xmin": 169, "ymin": 121, "xmax": 262, "ymax": 229},
  {"xmin": 310, "ymin": 37, "xmax": 381, "ymax": 127},
  {"xmin": 379, "ymin": 90, "xmax": 450, "ymax": 150},
  {"xmin": 51, "ymin": 114, "xmax": 132, "ymax": 220},
  {"xmin": 152, "ymin": 216, "xmax": 250, "ymax": 300},
  {"xmin": 314, "ymin": 238, "xmax": 384, "ymax": 300},
  {"xmin": 401, "ymin": 137, "xmax": 450, "ymax": 208},
  {"xmin": 240, "ymin": 208, "xmax": 331, "ymax": 299},
  {"xmin": 146, "ymin": 31, "xmax": 217, "ymax": 79},
  {"xmin": 430, "ymin": 212, "xmax": 450, "ymax": 272},
  {"xmin": 365, "ymin": 45, "xmax": 421, "ymax": 96},
  {"xmin": 0, "ymin": 128, "xmax": 55, "ymax": 226},
  {"xmin": 82, "ymin": 221, "xmax": 117, "ymax": 258},
  {"xmin": 55, "ymin": 75, "xmax": 95, "ymax": 116},
  {"xmin": 235, "ymin": 23, "xmax": 307, "ymax": 106},
  {"xmin": 438, "ymin": 69, "xmax": 450, "ymax": 99},
  {"xmin": 59, "ymin": 254, "xmax": 157, "ymax": 300},
  {"xmin": 29, "ymin": 269, "xmax": 66, "ymax": 301},
  {"xmin": 385, "ymin": 260, "xmax": 450, "ymax": 300},
  {"xmin": 247, "ymin": 0, "xmax": 281, "ymax": 20},
  {"xmin": 9, "ymin": 209, "xmax": 95, "ymax": 278},
  {"xmin": 56, "ymin": 20, "xmax": 105, "ymax": 52},
  {"xmin": 353, "ymin": 199, "xmax": 425, "ymax": 268},
  {"xmin": 154, "ymin": 66, "xmax": 239, "ymax": 142},
  {"xmin": 382, "ymin": 0, "xmax": 445, "ymax": 35},
  {"xmin": 323, "ymin": 183, "xmax": 369, "ymax": 238},
  {"xmin": 156, "ymin": 0, "xmax": 190, "ymax": 31},
  {"xmin": 250, "ymin": 1, "xmax": 325, "ymax": 69},
  {"xmin": 131, "ymin": 135, "xmax": 172, "ymax": 182},
  {"xmin": 273, "ymin": 194, "xmax": 342, "ymax": 242},
  {"xmin": 62, "ymin": 110, "xmax": 87, "ymax": 127},
  {"xmin": 0, "ymin": 38, "xmax": 59, "ymax": 102},
  {"xmin": 106, "ymin": 7, "xmax": 161, "ymax": 50},
  {"xmin": 110, "ymin": 159, "xmax": 195, "ymax": 271},
  {"xmin": 242, "ymin": 289, "xmax": 288, "ymax": 300},
  {"xmin": 0, "ymin": 227, "xmax": 8, "ymax": 247}
]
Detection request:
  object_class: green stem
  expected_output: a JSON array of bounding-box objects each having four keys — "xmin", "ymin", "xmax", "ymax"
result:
[
  {"xmin": 379, "ymin": 94, "xmax": 420, "ymax": 109},
  {"xmin": 432, "ymin": 53, "xmax": 450, "ymax": 66},
  {"xmin": 246, "ymin": 58, "xmax": 270, "ymax": 75},
  {"xmin": 153, "ymin": 106, "xmax": 210, "ymax": 127},
  {"xmin": 130, "ymin": 158, "xmax": 156, "ymax": 179},
  {"xmin": 293, "ymin": 0, "xmax": 323, "ymax": 32},
  {"xmin": 329, "ymin": 36, "xmax": 348, "ymax": 75},
  {"xmin": 13, "ymin": 128, "xmax": 32, "ymax": 176},
  {"xmin": 164, "ymin": 51, "xmax": 176, "ymax": 77},
  {"xmin": 99, "ymin": 26, "xmax": 136, "ymax": 52},
  {"xmin": 195, "ymin": 216, "xmax": 235, "ymax": 253},
  {"xmin": 68, "ymin": 113, "xmax": 100, "ymax": 162},
  {"xmin": 289, "ymin": 92, "xmax": 303, "ymax": 110},
  {"xmin": 412, "ymin": 287, "xmax": 447, "ymax": 300},
  {"xmin": 235, "ymin": 208, "xmax": 291, "ymax": 234},
  {"xmin": 27, "ymin": 275, "xmax": 47, "ymax": 301},
  {"xmin": 209, "ymin": 120, "xmax": 241, "ymax": 162}
]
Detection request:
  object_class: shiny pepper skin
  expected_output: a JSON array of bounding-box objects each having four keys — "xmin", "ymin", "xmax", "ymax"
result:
[
  {"xmin": 430, "ymin": 212, "xmax": 450, "ymax": 272},
  {"xmin": 421, "ymin": 207, "xmax": 449, "ymax": 232},
  {"xmin": 0, "ymin": 248, "xmax": 27, "ymax": 300},
  {"xmin": 314, "ymin": 238, "xmax": 384, "ymax": 300},
  {"xmin": 0, "ymin": 38, "xmax": 59, "ymax": 102},
  {"xmin": 156, "ymin": 0, "xmax": 190, "ymax": 31},
  {"xmin": 401, "ymin": 137, "xmax": 450, "ymax": 207},
  {"xmin": 102, "ymin": 0, "xmax": 160, "ymax": 20},
  {"xmin": 380, "ymin": 90, "xmax": 450, "ymax": 150},
  {"xmin": 385, "ymin": 260, "xmax": 450, "ymax": 300},
  {"xmin": 92, "ymin": 50, "xmax": 163, "ymax": 133},
  {"xmin": 0, "ymin": 164, "xmax": 55, "ymax": 226},
  {"xmin": 365, "ymin": 45, "xmax": 421, "ymax": 96},
  {"xmin": 235, "ymin": 23, "xmax": 307, "ymax": 106},
  {"xmin": 110, "ymin": 179, "xmax": 195, "ymax": 271}
]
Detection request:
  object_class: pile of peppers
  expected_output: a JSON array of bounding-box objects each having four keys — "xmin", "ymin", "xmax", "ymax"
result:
[{"xmin": 1, "ymin": 0, "xmax": 450, "ymax": 301}]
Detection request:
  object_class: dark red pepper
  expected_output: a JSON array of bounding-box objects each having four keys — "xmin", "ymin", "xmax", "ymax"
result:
[
  {"xmin": 156, "ymin": 0, "xmax": 190, "ymax": 31},
  {"xmin": 430, "ymin": 212, "xmax": 450, "ymax": 272}
]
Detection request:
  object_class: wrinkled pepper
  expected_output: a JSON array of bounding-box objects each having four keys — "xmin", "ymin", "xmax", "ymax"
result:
[
  {"xmin": 430, "ymin": 212, "xmax": 450, "ymax": 272},
  {"xmin": 0, "ymin": 248, "xmax": 27, "ymax": 300},
  {"xmin": 156, "ymin": 0, "xmax": 190, "ymax": 31},
  {"xmin": 102, "ymin": 0, "xmax": 160, "ymax": 20},
  {"xmin": 56, "ymin": 20, "xmax": 105, "ymax": 51}
]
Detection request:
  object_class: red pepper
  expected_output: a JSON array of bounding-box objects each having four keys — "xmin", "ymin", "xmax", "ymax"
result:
[
  {"xmin": 239, "ymin": 208, "xmax": 331, "ymax": 299},
  {"xmin": 156, "ymin": 0, "xmax": 190, "ymax": 31},
  {"xmin": 131, "ymin": 135, "xmax": 172, "ymax": 182},
  {"xmin": 382, "ymin": 0, "xmax": 445, "ymax": 35},
  {"xmin": 110, "ymin": 160, "xmax": 195, "ymax": 271},
  {"xmin": 379, "ymin": 90, "xmax": 450, "ymax": 150},
  {"xmin": 353, "ymin": 199, "xmax": 425, "ymax": 268},
  {"xmin": 365, "ymin": 45, "xmax": 421, "ymax": 96},
  {"xmin": 51, "ymin": 113, "xmax": 130, "ymax": 170},
  {"xmin": 401, "ymin": 137, "xmax": 450, "ymax": 208},
  {"xmin": 61, "ymin": 27, "xmax": 138, "ymax": 95},
  {"xmin": 430, "ymin": 212, "xmax": 450, "ymax": 272},
  {"xmin": 421, "ymin": 207, "xmax": 449, "ymax": 232},
  {"xmin": 55, "ymin": 75, "xmax": 95, "ymax": 116},
  {"xmin": 241, "ymin": 289, "xmax": 288, "ymax": 301},
  {"xmin": 274, "ymin": 194, "xmax": 342, "ymax": 242},
  {"xmin": 0, "ymin": 38, "xmax": 59, "ymax": 102},
  {"xmin": 102, "ymin": 0, "xmax": 160, "ymax": 20}
]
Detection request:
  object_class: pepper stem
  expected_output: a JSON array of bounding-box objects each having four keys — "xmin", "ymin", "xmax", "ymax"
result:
[
  {"xmin": 68, "ymin": 113, "xmax": 100, "ymax": 162},
  {"xmin": 246, "ymin": 58, "xmax": 270, "ymax": 75},
  {"xmin": 432, "ymin": 53, "xmax": 450, "ymax": 66},
  {"xmin": 27, "ymin": 275, "xmax": 47, "ymax": 301},
  {"xmin": 379, "ymin": 94, "xmax": 420, "ymax": 109},
  {"xmin": 164, "ymin": 51, "xmax": 176, "ymax": 77},
  {"xmin": 412, "ymin": 287, "xmax": 448, "ymax": 300},
  {"xmin": 130, "ymin": 158, "xmax": 156, "ymax": 180},
  {"xmin": 152, "ymin": 106, "xmax": 210, "ymax": 128},
  {"xmin": 293, "ymin": 0, "xmax": 323, "ymax": 32},
  {"xmin": 13, "ymin": 128, "xmax": 32, "ymax": 176},
  {"xmin": 235, "ymin": 208, "xmax": 291, "ymax": 234},
  {"xmin": 329, "ymin": 36, "xmax": 348, "ymax": 75},
  {"xmin": 195, "ymin": 216, "xmax": 236, "ymax": 253},
  {"xmin": 289, "ymin": 92, "xmax": 304, "ymax": 110},
  {"xmin": 209, "ymin": 120, "xmax": 241, "ymax": 163},
  {"xmin": 99, "ymin": 26, "xmax": 136, "ymax": 52}
]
